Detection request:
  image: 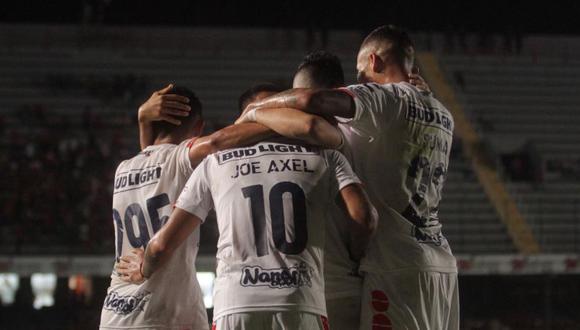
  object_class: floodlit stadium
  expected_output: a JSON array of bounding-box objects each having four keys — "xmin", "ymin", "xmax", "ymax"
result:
[{"xmin": 0, "ymin": 2, "xmax": 579, "ymax": 330}]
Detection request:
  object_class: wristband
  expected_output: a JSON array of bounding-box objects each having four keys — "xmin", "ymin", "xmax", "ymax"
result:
[{"xmin": 245, "ymin": 108, "xmax": 257, "ymax": 122}]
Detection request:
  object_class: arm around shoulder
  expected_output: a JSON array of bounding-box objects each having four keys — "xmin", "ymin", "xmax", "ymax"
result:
[{"xmin": 188, "ymin": 123, "xmax": 275, "ymax": 167}]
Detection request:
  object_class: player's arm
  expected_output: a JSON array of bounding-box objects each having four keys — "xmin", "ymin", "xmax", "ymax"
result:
[
  {"xmin": 141, "ymin": 208, "xmax": 201, "ymax": 278},
  {"xmin": 187, "ymin": 122, "xmax": 276, "ymax": 168},
  {"xmin": 328, "ymin": 150, "xmax": 377, "ymax": 261},
  {"xmin": 338, "ymin": 183, "xmax": 378, "ymax": 261},
  {"xmin": 237, "ymin": 107, "xmax": 342, "ymax": 149},
  {"xmin": 240, "ymin": 88, "xmax": 356, "ymax": 119},
  {"xmin": 239, "ymin": 74, "xmax": 431, "ymax": 122},
  {"xmin": 138, "ymin": 84, "xmax": 191, "ymax": 150},
  {"xmin": 116, "ymin": 208, "xmax": 202, "ymax": 283}
]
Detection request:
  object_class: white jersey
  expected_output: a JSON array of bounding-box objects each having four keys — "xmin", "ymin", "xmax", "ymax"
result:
[
  {"xmin": 323, "ymin": 135, "xmax": 362, "ymax": 300},
  {"xmin": 100, "ymin": 140, "xmax": 208, "ymax": 330},
  {"xmin": 338, "ymin": 82, "xmax": 457, "ymax": 273},
  {"xmin": 175, "ymin": 140, "xmax": 360, "ymax": 320}
]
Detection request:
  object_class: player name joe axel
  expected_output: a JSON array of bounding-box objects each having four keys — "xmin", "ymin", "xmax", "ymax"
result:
[
  {"xmin": 230, "ymin": 158, "xmax": 315, "ymax": 179},
  {"xmin": 218, "ymin": 144, "xmax": 318, "ymax": 179}
]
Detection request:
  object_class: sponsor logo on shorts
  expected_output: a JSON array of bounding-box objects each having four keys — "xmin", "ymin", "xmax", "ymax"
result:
[
  {"xmin": 413, "ymin": 226, "xmax": 446, "ymax": 246},
  {"xmin": 240, "ymin": 262, "xmax": 313, "ymax": 289},
  {"xmin": 103, "ymin": 290, "xmax": 150, "ymax": 315}
]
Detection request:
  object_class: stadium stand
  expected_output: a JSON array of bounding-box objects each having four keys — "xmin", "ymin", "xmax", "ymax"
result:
[
  {"xmin": 0, "ymin": 25, "xmax": 517, "ymax": 256},
  {"xmin": 440, "ymin": 54, "xmax": 580, "ymax": 252}
]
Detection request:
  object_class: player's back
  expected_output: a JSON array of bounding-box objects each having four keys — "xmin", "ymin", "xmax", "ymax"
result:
[
  {"xmin": 100, "ymin": 141, "xmax": 208, "ymax": 329},
  {"xmin": 341, "ymin": 82, "xmax": 456, "ymax": 273},
  {"xmin": 187, "ymin": 140, "xmax": 358, "ymax": 320}
]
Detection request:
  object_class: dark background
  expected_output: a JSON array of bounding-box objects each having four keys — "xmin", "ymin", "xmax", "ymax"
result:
[{"xmin": 1, "ymin": 1, "xmax": 579, "ymax": 35}]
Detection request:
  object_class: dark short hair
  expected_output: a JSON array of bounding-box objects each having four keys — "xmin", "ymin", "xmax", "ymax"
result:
[
  {"xmin": 295, "ymin": 50, "xmax": 344, "ymax": 88},
  {"xmin": 238, "ymin": 83, "xmax": 284, "ymax": 113},
  {"xmin": 361, "ymin": 25, "xmax": 415, "ymax": 70},
  {"xmin": 153, "ymin": 85, "xmax": 202, "ymax": 137}
]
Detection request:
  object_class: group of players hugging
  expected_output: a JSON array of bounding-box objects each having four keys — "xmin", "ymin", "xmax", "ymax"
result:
[{"xmin": 99, "ymin": 25, "xmax": 459, "ymax": 330}]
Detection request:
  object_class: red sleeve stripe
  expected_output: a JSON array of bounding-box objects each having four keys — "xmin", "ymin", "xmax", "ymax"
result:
[
  {"xmin": 186, "ymin": 137, "xmax": 197, "ymax": 149},
  {"xmin": 336, "ymin": 87, "xmax": 356, "ymax": 98}
]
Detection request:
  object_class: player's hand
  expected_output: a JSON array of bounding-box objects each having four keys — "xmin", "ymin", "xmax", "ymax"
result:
[
  {"xmin": 116, "ymin": 248, "xmax": 146, "ymax": 284},
  {"xmin": 235, "ymin": 113, "xmax": 248, "ymax": 125},
  {"xmin": 138, "ymin": 84, "xmax": 191, "ymax": 125},
  {"xmin": 409, "ymin": 68, "xmax": 431, "ymax": 94},
  {"xmin": 235, "ymin": 105, "xmax": 257, "ymax": 125}
]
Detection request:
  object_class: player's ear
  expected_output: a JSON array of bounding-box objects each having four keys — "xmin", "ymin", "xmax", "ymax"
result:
[{"xmin": 370, "ymin": 53, "xmax": 385, "ymax": 74}]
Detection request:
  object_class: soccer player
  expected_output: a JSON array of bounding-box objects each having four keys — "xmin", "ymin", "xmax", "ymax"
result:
[
  {"xmin": 100, "ymin": 85, "xmax": 275, "ymax": 330},
  {"xmin": 237, "ymin": 25, "xmax": 459, "ymax": 330},
  {"xmin": 292, "ymin": 51, "xmax": 363, "ymax": 330},
  {"xmin": 242, "ymin": 50, "xmax": 432, "ymax": 330},
  {"xmin": 238, "ymin": 83, "xmax": 284, "ymax": 114},
  {"xmin": 117, "ymin": 137, "xmax": 377, "ymax": 329}
]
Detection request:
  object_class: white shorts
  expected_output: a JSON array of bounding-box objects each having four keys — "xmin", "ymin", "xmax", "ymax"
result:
[
  {"xmin": 100, "ymin": 326, "xmax": 207, "ymax": 330},
  {"xmin": 212, "ymin": 311, "xmax": 328, "ymax": 330},
  {"xmin": 99, "ymin": 291, "xmax": 209, "ymax": 330},
  {"xmin": 360, "ymin": 270, "xmax": 459, "ymax": 330},
  {"xmin": 326, "ymin": 295, "xmax": 362, "ymax": 330}
]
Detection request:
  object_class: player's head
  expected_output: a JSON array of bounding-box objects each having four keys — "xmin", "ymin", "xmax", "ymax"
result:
[
  {"xmin": 238, "ymin": 83, "xmax": 284, "ymax": 114},
  {"xmin": 293, "ymin": 50, "xmax": 345, "ymax": 89},
  {"xmin": 153, "ymin": 85, "xmax": 203, "ymax": 141},
  {"xmin": 356, "ymin": 25, "xmax": 415, "ymax": 84}
]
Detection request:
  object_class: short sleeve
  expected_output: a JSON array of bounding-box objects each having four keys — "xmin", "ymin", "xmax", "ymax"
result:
[
  {"xmin": 325, "ymin": 149, "xmax": 361, "ymax": 196},
  {"xmin": 335, "ymin": 83, "xmax": 397, "ymax": 130},
  {"xmin": 175, "ymin": 139, "xmax": 195, "ymax": 177},
  {"xmin": 175, "ymin": 157, "xmax": 214, "ymax": 222}
]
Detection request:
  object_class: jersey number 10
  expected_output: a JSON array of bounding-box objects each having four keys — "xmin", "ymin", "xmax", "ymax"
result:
[{"xmin": 242, "ymin": 182, "xmax": 308, "ymax": 257}]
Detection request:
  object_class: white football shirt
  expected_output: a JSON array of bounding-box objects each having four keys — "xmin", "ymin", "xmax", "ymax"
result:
[
  {"xmin": 175, "ymin": 140, "xmax": 360, "ymax": 320},
  {"xmin": 337, "ymin": 82, "xmax": 457, "ymax": 273},
  {"xmin": 100, "ymin": 140, "xmax": 208, "ymax": 330},
  {"xmin": 323, "ymin": 131, "xmax": 363, "ymax": 300}
]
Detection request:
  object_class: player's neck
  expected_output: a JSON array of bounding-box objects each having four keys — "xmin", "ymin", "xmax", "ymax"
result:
[
  {"xmin": 154, "ymin": 135, "xmax": 181, "ymax": 145},
  {"xmin": 374, "ymin": 67, "xmax": 408, "ymax": 84}
]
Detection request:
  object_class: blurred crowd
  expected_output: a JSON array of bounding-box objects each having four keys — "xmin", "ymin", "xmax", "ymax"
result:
[
  {"xmin": 0, "ymin": 99, "xmax": 220, "ymax": 254},
  {"xmin": 0, "ymin": 104, "xmax": 131, "ymax": 254},
  {"xmin": 43, "ymin": 73, "xmax": 147, "ymax": 105}
]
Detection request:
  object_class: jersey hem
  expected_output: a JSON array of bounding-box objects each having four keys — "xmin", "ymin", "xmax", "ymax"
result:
[
  {"xmin": 99, "ymin": 324, "xmax": 206, "ymax": 330},
  {"xmin": 360, "ymin": 264, "xmax": 458, "ymax": 274},
  {"xmin": 213, "ymin": 305, "xmax": 326, "ymax": 320},
  {"xmin": 325, "ymin": 290, "xmax": 362, "ymax": 300}
]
